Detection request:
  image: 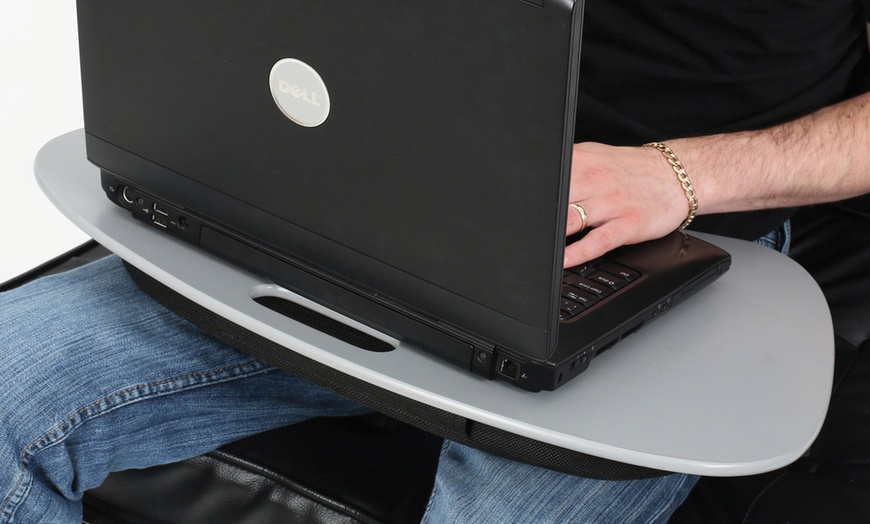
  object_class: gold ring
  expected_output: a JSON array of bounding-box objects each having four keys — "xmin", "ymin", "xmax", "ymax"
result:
[{"xmin": 569, "ymin": 203, "xmax": 589, "ymax": 232}]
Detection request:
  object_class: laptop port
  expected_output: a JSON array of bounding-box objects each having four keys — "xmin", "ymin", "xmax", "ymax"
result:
[
  {"xmin": 120, "ymin": 186, "xmax": 135, "ymax": 205},
  {"xmin": 152, "ymin": 202, "xmax": 169, "ymax": 216},
  {"xmin": 595, "ymin": 338, "xmax": 618, "ymax": 357},
  {"xmin": 498, "ymin": 358, "xmax": 520, "ymax": 380},
  {"xmin": 622, "ymin": 321, "xmax": 644, "ymax": 339},
  {"xmin": 151, "ymin": 214, "xmax": 168, "ymax": 229}
]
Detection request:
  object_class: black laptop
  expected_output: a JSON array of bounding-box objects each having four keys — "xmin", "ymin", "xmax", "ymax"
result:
[{"xmin": 76, "ymin": 0, "xmax": 730, "ymax": 391}]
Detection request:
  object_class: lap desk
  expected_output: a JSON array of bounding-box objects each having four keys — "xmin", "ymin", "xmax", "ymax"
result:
[{"xmin": 35, "ymin": 130, "xmax": 834, "ymax": 477}]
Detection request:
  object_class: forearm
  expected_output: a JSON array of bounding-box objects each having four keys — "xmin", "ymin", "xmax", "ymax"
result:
[
  {"xmin": 670, "ymin": 90, "xmax": 870, "ymax": 217},
  {"xmin": 563, "ymin": 25, "xmax": 870, "ymax": 267},
  {"xmin": 565, "ymin": 89, "xmax": 870, "ymax": 266}
]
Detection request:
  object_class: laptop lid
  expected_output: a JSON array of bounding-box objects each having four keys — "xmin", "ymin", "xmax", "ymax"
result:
[{"xmin": 77, "ymin": 0, "xmax": 584, "ymax": 362}]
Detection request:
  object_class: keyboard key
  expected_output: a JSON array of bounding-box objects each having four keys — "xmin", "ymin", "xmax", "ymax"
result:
[
  {"xmin": 560, "ymin": 298, "xmax": 585, "ymax": 319},
  {"xmin": 566, "ymin": 277, "xmax": 614, "ymax": 299},
  {"xmin": 598, "ymin": 261, "xmax": 640, "ymax": 282},
  {"xmin": 563, "ymin": 273, "xmax": 584, "ymax": 288},
  {"xmin": 562, "ymin": 285, "xmax": 600, "ymax": 307},
  {"xmin": 565, "ymin": 263, "xmax": 597, "ymax": 278},
  {"xmin": 560, "ymin": 257, "xmax": 646, "ymax": 322},
  {"xmin": 589, "ymin": 271, "xmax": 628, "ymax": 290}
]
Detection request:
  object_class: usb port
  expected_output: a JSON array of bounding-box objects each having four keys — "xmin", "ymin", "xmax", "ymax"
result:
[
  {"xmin": 151, "ymin": 215, "xmax": 168, "ymax": 228},
  {"xmin": 153, "ymin": 202, "xmax": 169, "ymax": 216}
]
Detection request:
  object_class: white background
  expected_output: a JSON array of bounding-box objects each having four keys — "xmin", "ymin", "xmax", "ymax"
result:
[{"xmin": 1, "ymin": 1, "xmax": 88, "ymax": 282}]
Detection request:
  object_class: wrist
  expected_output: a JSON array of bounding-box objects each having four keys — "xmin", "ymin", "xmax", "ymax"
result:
[
  {"xmin": 661, "ymin": 135, "xmax": 745, "ymax": 216},
  {"xmin": 643, "ymin": 142, "xmax": 699, "ymax": 230}
]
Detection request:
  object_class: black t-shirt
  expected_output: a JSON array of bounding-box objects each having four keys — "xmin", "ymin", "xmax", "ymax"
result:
[{"xmin": 575, "ymin": 0, "xmax": 870, "ymax": 240}]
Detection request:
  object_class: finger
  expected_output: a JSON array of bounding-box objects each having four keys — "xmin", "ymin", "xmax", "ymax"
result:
[
  {"xmin": 565, "ymin": 203, "xmax": 590, "ymax": 236},
  {"xmin": 563, "ymin": 225, "xmax": 623, "ymax": 268}
]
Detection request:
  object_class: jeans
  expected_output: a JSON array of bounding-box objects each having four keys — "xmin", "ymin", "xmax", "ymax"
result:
[
  {"xmin": 753, "ymin": 219, "xmax": 791, "ymax": 255},
  {"xmin": 0, "ymin": 258, "xmax": 701, "ymax": 523}
]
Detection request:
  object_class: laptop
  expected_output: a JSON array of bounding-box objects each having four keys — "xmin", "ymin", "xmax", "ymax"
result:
[{"xmin": 76, "ymin": 0, "xmax": 730, "ymax": 392}]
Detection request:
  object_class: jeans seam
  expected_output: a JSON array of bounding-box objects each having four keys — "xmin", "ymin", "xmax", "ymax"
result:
[
  {"xmin": 0, "ymin": 358, "xmax": 273, "ymax": 523},
  {"xmin": 420, "ymin": 440, "xmax": 451, "ymax": 524}
]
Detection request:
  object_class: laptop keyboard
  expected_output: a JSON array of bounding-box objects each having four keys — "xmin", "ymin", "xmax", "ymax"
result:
[{"xmin": 559, "ymin": 259, "xmax": 642, "ymax": 321}]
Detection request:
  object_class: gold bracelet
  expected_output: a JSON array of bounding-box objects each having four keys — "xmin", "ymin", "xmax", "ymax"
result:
[{"xmin": 644, "ymin": 142, "xmax": 698, "ymax": 230}]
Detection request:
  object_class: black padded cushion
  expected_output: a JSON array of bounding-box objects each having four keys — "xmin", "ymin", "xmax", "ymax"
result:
[
  {"xmin": 86, "ymin": 414, "xmax": 443, "ymax": 524},
  {"xmin": 120, "ymin": 257, "xmax": 665, "ymax": 481}
]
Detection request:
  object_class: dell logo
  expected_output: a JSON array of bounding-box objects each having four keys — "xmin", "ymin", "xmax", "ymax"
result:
[
  {"xmin": 277, "ymin": 79, "xmax": 321, "ymax": 107},
  {"xmin": 269, "ymin": 58, "xmax": 331, "ymax": 127}
]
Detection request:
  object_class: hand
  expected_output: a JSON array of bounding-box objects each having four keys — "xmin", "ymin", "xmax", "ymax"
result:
[{"xmin": 564, "ymin": 142, "xmax": 690, "ymax": 267}]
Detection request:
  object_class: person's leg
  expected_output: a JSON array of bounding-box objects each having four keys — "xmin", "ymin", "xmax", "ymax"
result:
[
  {"xmin": 753, "ymin": 220, "xmax": 792, "ymax": 255},
  {"xmin": 423, "ymin": 441, "xmax": 698, "ymax": 523},
  {"xmin": 0, "ymin": 256, "xmax": 370, "ymax": 523},
  {"xmin": 1, "ymin": 254, "xmax": 695, "ymax": 524}
]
